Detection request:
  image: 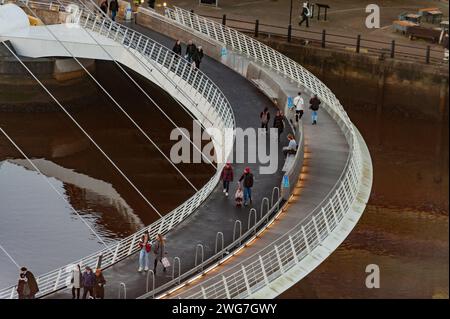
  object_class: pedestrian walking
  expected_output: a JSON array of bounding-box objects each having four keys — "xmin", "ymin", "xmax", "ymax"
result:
[
  {"xmin": 239, "ymin": 167, "xmax": 254, "ymax": 206},
  {"xmin": 220, "ymin": 162, "xmax": 234, "ymax": 196},
  {"xmin": 81, "ymin": 266, "xmax": 96, "ymax": 299},
  {"xmin": 273, "ymin": 110, "xmax": 285, "ymax": 142},
  {"xmin": 299, "ymin": 2, "xmax": 311, "ymax": 27},
  {"xmin": 20, "ymin": 267, "xmax": 38, "ymax": 299},
  {"xmin": 193, "ymin": 46, "xmax": 204, "ymax": 68},
  {"xmin": 260, "ymin": 107, "xmax": 270, "ymax": 132},
  {"xmin": 100, "ymin": 0, "xmax": 108, "ymax": 15},
  {"xmin": 70, "ymin": 264, "xmax": 82, "ymax": 299},
  {"xmin": 282, "ymin": 133, "xmax": 297, "ymax": 157},
  {"xmin": 138, "ymin": 231, "xmax": 151, "ymax": 272},
  {"xmin": 94, "ymin": 269, "xmax": 106, "ymax": 299},
  {"xmin": 185, "ymin": 40, "xmax": 197, "ymax": 63},
  {"xmin": 309, "ymin": 94, "xmax": 321, "ymax": 125},
  {"xmin": 235, "ymin": 182, "xmax": 243, "ymax": 207},
  {"xmin": 148, "ymin": 0, "xmax": 155, "ymax": 9},
  {"xmin": 172, "ymin": 39, "xmax": 182, "ymax": 56},
  {"xmin": 293, "ymin": 92, "xmax": 304, "ymax": 122},
  {"xmin": 17, "ymin": 273, "xmax": 30, "ymax": 299},
  {"xmin": 109, "ymin": 0, "xmax": 118, "ymax": 21},
  {"xmin": 153, "ymin": 234, "xmax": 167, "ymax": 273}
]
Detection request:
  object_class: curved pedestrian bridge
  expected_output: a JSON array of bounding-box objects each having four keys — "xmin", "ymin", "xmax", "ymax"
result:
[{"xmin": 0, "ymin": 0, "xmax": 372, "ymax": 299}]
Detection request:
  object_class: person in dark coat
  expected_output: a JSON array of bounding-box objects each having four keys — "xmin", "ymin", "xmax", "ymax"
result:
[
  {"xmin": 109, "ymin": 0, "xmax": 118, "ymax": 21},
  {"xmin": 239, "ymin": 167, "xmax": 254, "ymax": 206},
  {"xmin": 20, "ymin": 267, "xmax": 38, "ymax": 299},
  {"xmin": 185, "ymin": 40, "xmax": 197, "ymax": 63},
  {"xmin": 172, "ymin": 39, "xmax": 182, "ymax": 56},
  {"xmin": 17, "ymin": 273, "xmax": 30, "ymax": 299},
  {"xmin": 260, "ymin": 107, "xmax": 270, "ymax": 132},
  {"xmin": 100, "ymin": 0, "xmax": 108, "ymax": 15},
  {"xmin": 273, "ymin": 110, "xmax": 285, "ymax": 142},
  {"xmin": 81, "ymin": 267, "xmax": 96, "ymax": 299},
  {"xmin": 309, "ymin": 94, "xmax": 321, "ymax": 125},
  {"xmin": 94, "ymin": 269, "xmax": 106, "ymax": 299},
  {"xmin": 193, "ymin": 46, "xmax": 204, "ymax": 68},
  {"xmin": 220, "ymin": 162, "xmax": 234, "ymax": 196},
  {"xmin": 148, "ymin": 0, "xmax": 155, "ymax": 8},
  {"xmin": 153, "ymin": 234, "xmax": 166, "ymax": 273}
]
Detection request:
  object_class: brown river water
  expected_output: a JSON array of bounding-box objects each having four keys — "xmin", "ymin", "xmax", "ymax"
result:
[
  {"xmin": 0, "ymin": 61, "xmax": 213, "ymax": 288},
  {"xmin": 0, "ymin": 59, "xmax": 448, "ymax": 298},
  {"xmin": 281, "ymin": 110, "xmax": 449, "ymax": 299}
]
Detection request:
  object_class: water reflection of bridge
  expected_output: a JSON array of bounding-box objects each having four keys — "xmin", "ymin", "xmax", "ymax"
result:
[{"xmin": 0, "ymin": 0, "xmax": 372, "ymax": 299}]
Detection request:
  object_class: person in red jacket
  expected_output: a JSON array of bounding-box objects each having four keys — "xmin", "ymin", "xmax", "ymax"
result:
[
  {"xmin": 220, "ymin": 162, "xmax": 234, "ymax": 196},
  {"xmin": 138, "ymin": 231, "xmax": 151, "ymax": 272}
]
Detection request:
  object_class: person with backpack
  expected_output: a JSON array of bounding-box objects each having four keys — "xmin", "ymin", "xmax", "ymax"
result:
[
  {"xmin": 299, "ymin": 2, "xmax": 311, "ymax": 28},
  {"xmin": 273, "ymin": 110, "xmax": 285, "ymax": 142},
  {"xmin": 109, "ymin": 0, "xmax": 118, "ymax": 21},
  {"xmin": 17, "ymin": 273, "xmax": 30, "ymax": 299},
  {"xmin": 81, "ymin": 267, "xmax": 96, "ymax": 299},
  {"xmin": 293, "ymin": 92, "xmax": 304, "ymax": 122},
  {"xmin": 153, "ymin": 234, "xmax": 167, "ymax": 273},
  {"xmin": 20, "ymin": 267, "xmax": 39, "ymax": 299},
  {"xmin": 239, "ymin": 167, "xmax": 254, "ymax": 206},
  {"xmin": 138, "ymin": 231, "xmax": 151, "ymax": 272},
  {"xmin": 220, "ymin": 162, "xmax": 234, "ymax": 196},
  {"xmin": 70, "ymin": 264, "xmax": 82, "ymax": 299},
  {"xmin": 309, "ymin": 94, "xmax": 321, "ymax": 125},
  {"xmin": 260, "ymin": 107, "xmax": 271, "ymax": 133}
]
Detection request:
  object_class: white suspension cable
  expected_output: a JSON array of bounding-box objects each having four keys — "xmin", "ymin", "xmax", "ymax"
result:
[
  {"xmin": 22, "ymin": 1, "xmax": 200, "ymax": 192},
  {"xmin": 2, "ymin": 42, "xmax": 163, "ymax": 218},
  {"xmin": 0, "ymin": 243, "xmax": 20, "ymax": 268},
  {"xmin": 58, "ymin": 0, "xmax": 216, "ymax": 169},
  {"xmin": 0, "ymin": 127, "xmax": 117, "ymax": 253}
]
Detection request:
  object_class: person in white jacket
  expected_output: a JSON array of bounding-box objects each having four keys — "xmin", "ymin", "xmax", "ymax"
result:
[{"xmin": 293, "ymin": 92, "xmax": 304, "ymax": 122}]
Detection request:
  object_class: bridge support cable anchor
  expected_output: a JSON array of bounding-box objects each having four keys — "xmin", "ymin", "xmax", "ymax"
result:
[
  {"xmin": 0, "ymin": 125, "xmax": 114, "ymax": 253},
  {"xmin": 21, "ymin": 2, "xmax": 202, "ymax": 194}
]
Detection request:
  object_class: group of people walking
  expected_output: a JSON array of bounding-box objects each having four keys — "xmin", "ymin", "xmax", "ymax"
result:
[
  {"xmin": 293, "ymin": 92, "xmax": 321, "ymax": 125},
  {"xmin": 99, "ymin": 0, "xmax": 119, "ymax": 21},
  {"xmin": 173, "ymin": 39, "xmax": 204, "ymax": 69},
  {"xmin": 70, "ymin": 265, "xmax": 106, "ymax": 299},
  {"xmin": 220, "ymin": 163, "xmax": 254, "ymax": 207},
  {"xmin": 137, "ymin": 232, "xmax": 167, "ymax": 273},
  {"xmin": 16, "ymin": 267, "xmax": 39, "ymax": 299}
]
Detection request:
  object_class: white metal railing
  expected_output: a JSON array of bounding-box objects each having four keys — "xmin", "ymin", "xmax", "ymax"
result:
[
  {"xmin": 0, "ymin": 2, "xmax": 235, "ymax": 299},
  {"xmin": 162, "ymin": 7, "xmax": 364, "ymax": 299}
]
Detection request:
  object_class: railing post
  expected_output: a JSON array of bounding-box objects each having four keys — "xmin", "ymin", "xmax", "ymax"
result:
[
  {"xmin": 118, "ymin": 282, "xmax": 127, "ymax": 299},
  {"xmin": 146, "ymin": 270, "xmax": 155, "ymax": 297},
  {"xmin": 222, "ymin": 275, "xmax": 231, "ymax": 299},
  {"xmin": 321, "ymin": 29, "xmax": 326, "ymax": 48},
  {"xmin": 274, "ymin": 245, "xmax": 284, "ymax": 273},
  {"xmin": 241, "ymin": 264, "xmax": 252, "ymax": 296},
  {"xmin": 287, "ymin": 24, "xmax": 292, "ymax": 42},
  {"xmin": 356, "ymin": 35, "xmax": 361, "ymax": 53},
  {"xmin": 195, "ymin": 244, "xmax": 204, "ymax": 270},
  {"xmin": 288, "ymin": 235, "xmax": 299, "ymax": 262},
  {"xmin": 258, "ymin": 255, "xmax": 269, "ymax": 285},
  {"xmin": 254, "ymin": 19, "xmax": 259, "ymax": 37},
  {"xmin": 390, "ymin": 40, "xmax": 395, "ymax": 58},
  {"xmin": 95, "ymin": 254, "xmax": 103, "ymax": 269},
  {"xmin": 233, "ymin": 220, "xmax": 242, "ymax": 243},
  {"xmin": 426, "ymin": 45, "xmax": 431, "ymax": 64},
  {"xmin": 248, "ymin": 208, "xmax": 257, "ymax": 234},
  {"xmin": 215, "ymin": 232, "xmax": 224, "ymax": 257},
  {"xmin": 222, "ymin": 14, "xmax": 226, "ymax": 26},
  {"xmin": 172, "ymin": 257, "xmax": 181, "ymax": 284},
  {"xmin": 301, "ymin": 226, "xmax": 311, "ymax": 253}
]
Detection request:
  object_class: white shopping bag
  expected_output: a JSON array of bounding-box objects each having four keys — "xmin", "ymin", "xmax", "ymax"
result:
[{"xmin": 161, "ymin": 257, "xmax": 171, "ymax": 268}]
